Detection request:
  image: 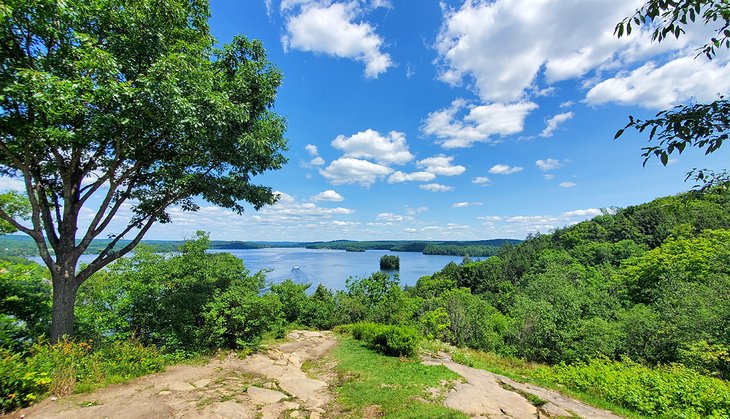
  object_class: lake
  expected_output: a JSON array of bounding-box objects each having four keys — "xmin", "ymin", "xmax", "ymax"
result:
[
  {"xmin": 209, "ymin": 248, "xmax": 463, "ymax": 290},
  {"xmin": 32, "ymin": 248, "xmax": 463, "ymax": 290}
]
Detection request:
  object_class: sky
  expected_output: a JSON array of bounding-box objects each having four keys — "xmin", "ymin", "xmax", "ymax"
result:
[{"xmin": 3, "ymin": 0, "xmax": 730, "ymax": 242}]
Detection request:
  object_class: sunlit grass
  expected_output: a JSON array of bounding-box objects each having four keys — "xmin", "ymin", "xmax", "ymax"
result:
[{"xmin": 332, "ymin": 337, "xmax": 466, "ymax": 418}]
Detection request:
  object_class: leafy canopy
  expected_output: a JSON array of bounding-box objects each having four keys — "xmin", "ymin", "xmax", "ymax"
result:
[{"xmin": 0, "ymin": 0, "xmax": 287, "ymax": 280}]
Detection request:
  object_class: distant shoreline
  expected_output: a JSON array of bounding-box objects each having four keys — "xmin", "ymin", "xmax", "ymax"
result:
[{"xmin": 0, "ymin": 235, "xmax": 520, "ymax": 258}]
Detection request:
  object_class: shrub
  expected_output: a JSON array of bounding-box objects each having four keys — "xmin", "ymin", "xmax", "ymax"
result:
[
  {"xmin": 202, "ymin": 280, "xmax": 283, "ymax": 350},
  {"xmin": 0, "ymin": 348, "xmax": 51, "ymax": 412},
  {"xmin": 534, "ymin": 357, "xmax": 730, "ymax": 417},
  {"xmin": 348, "ymin": 322, "xmax": 420, "ymax": 357},
  {"xmin": 0, "ymin": 339, "xmax": 166, "ymax": 413}
]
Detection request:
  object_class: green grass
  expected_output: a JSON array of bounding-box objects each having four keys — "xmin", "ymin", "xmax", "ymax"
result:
[{"xmin": 332, "ymin": 337, "xmax": 467, "ymax": 418}]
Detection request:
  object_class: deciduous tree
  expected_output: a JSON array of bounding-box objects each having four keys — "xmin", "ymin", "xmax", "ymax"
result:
[{"xmin": 0, "ymin": 0, "xmax": 287, "ymax": 340}]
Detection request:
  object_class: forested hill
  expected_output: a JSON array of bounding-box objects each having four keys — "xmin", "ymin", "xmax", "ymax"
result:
[
  {"xmin": 412, "ymin": 187, "xmax": 730, "ymax": 375},
  {"xmin": 0, "ymin": 236, "xmax": 520, "ymax": 257}
]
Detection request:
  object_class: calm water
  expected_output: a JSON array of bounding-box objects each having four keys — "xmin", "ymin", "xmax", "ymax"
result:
[
  {"xmin": 209, "ymin": 248, "xmax": 463, "ymax": 290},
  {"xmin": 33, "ymin": 248, "xmax": 463, "ymax": 290}
]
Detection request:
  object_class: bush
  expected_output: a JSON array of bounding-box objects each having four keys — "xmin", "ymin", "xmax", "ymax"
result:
[
  {"xmin": 202, "ymin": 279, "xmax": 283, "ymax": 350},
  {"xmin": 348, "ymin": 322, "xmax": 420, "ymax": 357},
  {"xmin": 534, "ymin": 357, "xmax": 730, "ymax": 417},
  {"xmin": 0, "ymin": 339, "xmax": 166, "ymax": 413},
  {"xmin": 0, "ymin": 348, "xmax": 51, "ymax": 412},
  {"xmin": 379, "ymin": 255, "xmax": 400, "ymax": 270}
]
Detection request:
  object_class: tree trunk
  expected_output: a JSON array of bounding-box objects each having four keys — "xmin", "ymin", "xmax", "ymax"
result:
[{"xmin": 50, "ymin": 272, "xmax": 80, "ymax": 342}]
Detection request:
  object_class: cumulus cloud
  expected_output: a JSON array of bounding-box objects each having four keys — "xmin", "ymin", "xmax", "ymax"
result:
[
  {"xmin": 331, "ymin": 129, "xmax": 413, "ymax": 165},
  {"xmin": 281, "ymin": 1, "xmax": 393, "ymax": 78},
  {"xmin": 434, "ymin": 0, "xmax": 727, "ymax": 110},
  {"xmin": 540, "ymin": 112, "xmax": 574, "ymax": 137},
  {"xmin": 433, "ymin": 0, "xmax": 652, "ymax": 102},
  {"xmin": 489, "ymin": 164, "xmax": 523, "ymax": 175},
  {"xmin": 305, "ymin": 144, "xmax": 319, "ymax": 156},
  {"xmin": 309, "ymin": 156, "xmax": 325, "ymax": 166},
  {"xmin": 544, "ymin": 174, "xmax": 556, "ymax": 180},
  {"xmin": 311, "ymin": 189, "xmax": 344, "ymax": 202},
  {"xmin": 559, "ymin": 181, "xmax": 577, "ymax": 188},
  {"xmin": 253, "ymin": 191, "xmax": 354, "ymax": 224},
  {"xmin": 452, "ymin": 201, "xmax": 483, "ymax": 208},
  {"xmin": 535, "ymin": 158, "xmax": 564, "ymax": 171},
  {"xmin": 563, "ymin": 208, "xmax": 601, "ymax": 217},
  {"xmin": 585, "ymin": 57, "xmax": 730, "ymax": 108},
  {"xmin": 416, "ymin": 155, "xmax": 466, "ymax": 176},
  {"xmin": 422, "ymin": 99, "xmax": 538, "ymax": 148},
  {"xmin": 376, "ymin": 212, "xmax": 412, "ymax": 222},
  {"xmin": 319, "ymin": 157, "xmax": 393, "ymax": 187},
  {"xmin": 419, "ymin": 183, "xmax": 453, "ymax": 192},
  {"xmin": 387, "ymin": 171, "xmax": 436, "ymax": 183},
  {"xmin": 472, "ymin": 176, "xmax": 491, "ymax": 185}
]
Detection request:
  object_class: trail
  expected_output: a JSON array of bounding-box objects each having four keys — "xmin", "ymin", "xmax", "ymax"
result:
[
  {"xmin": 423, "ymin": 354, "xmax": 622, "ymax": 419},
  {"xmin": 10, "ymin": 331, "xmax": 336, "ymax": 419}
]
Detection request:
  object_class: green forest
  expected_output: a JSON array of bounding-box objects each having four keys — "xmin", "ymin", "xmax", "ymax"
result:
[{"xmin": 3, "ymin": 189, "xmax": 730, "ymax": 416}]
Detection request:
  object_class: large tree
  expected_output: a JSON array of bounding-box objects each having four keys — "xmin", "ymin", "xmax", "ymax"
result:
[
  {"xmin": 0, "ymin": 0, "xmax": 287, "ymax": 340},
  {"xmin": 615, "ymin": 0, "xmax": 729, "ymax": 191}
]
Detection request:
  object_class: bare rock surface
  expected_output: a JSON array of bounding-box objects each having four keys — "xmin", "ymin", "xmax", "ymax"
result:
[
  {"xmin": 8, "ymin": 331, "xmax": 336, "ymax": 419},
  {"xmin": 423, "ymin": 354, "xmax": 623, "ymax": 418}
]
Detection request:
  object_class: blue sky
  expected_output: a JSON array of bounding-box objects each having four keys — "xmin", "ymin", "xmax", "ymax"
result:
[{"xmin": 4, "ymin": 0, "xmax": 730, "ymax": 242}]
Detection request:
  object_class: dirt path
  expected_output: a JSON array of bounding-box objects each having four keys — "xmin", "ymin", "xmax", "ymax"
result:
[
  {"xmin": 10, "ymin": 331, "xmax": 336, "ymax": 419},
  {"xmin": 423, "ymin": 354, "xmax": 622, "ymax": 419}
]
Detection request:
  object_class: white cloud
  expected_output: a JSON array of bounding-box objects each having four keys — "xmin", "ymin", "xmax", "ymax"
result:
[
  {"xmin": 489, "ymin": 164, "xmax": 523, "ymax": 175},
  {"xmin": 253, "ymin": 191, "xmax": 354, "ymax": 224},
  {"xmin": 416, "ymin": 155, "xmax": 466, "ymax": 176},
  {"xmin": 585, "ymin": 57, "xmax": 730, "ymax": 108},
  {"xmin": 540, "ymin": 112, "xmax": 574, "ymax": 137},
  {"xmin": 472, "ymin": 176, "xmax": 491, "ymax": 185},
  {"xmin": 0, "ymin": 176, "xmax": 26, "ymax": 192},
  {"xmin": 419, "ymin": 183, "xmax": 453, "ymax": 192},
  {"xmin": 311, "ymin": 189, "xmax": 344, "ymax": 202},
  {"xmin": 319, "ymin": 157, "xmax": 393, "ymax": 187},
  {"xmin": 563, "ymin": 208, "xmax": 601, "ymax": 217},
  {"xmin": 434, "ymin": 0, "xmax": 730, "ymax": 112},
  {"xmin": 305, "ymin": 144, "xmax": 319, "ymax": 156},
  {"xmin": 543, "ymin": 174, "xmax": 556, "ymax": 180},
  {"xmin": 422, "ymin": 99, "xmax": 538, "ymax": 148},
  {"xmin": 535, "ymin": 158, "xmax": 564, "ymax": 171},
  {"xmin": 331, "ymin": 129, "xmax": 413, "ymax": 165},
  {"xmin": 310, "ymin": 156, "xmax": 325, "ymax": 166},
  {"xmin": 560, "ymin": 100, "xmax": 575, "ymax": 108},
  {"xmin": 559, "ymin": 181, "xmax": 577, "ymax": 188},
  {"xmin": 281, "ymin": 1, "xmax": 392, "ymax": 78},
  {"xmin": 387, "ymin": 171, "xmax": 436, "ymax": 183},
  {"xmin": 433, "ymin": 0, "xmax": 652, "ymax": 103},
  {"xmin": 452, "ymin": 201, "xmax": 483, "ymax": 208},
  {"xmin": 405, "ymin": 206, "xmax": 428, "ymax": 215},
  {"xmin": 330, "ymin": 220, "xmax": 360, "ymax": 226},
  {"xmin": 376, "ymin": 212, "xmax": 412, "ymax": 222}
]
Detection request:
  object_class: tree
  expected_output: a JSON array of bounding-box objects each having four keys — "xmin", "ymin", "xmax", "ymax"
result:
[
  {"xmin": 379, "ymin": 254, "xmax": 400, "ymax": 270},
  {"xmin": 0, "ymin": 0, "xmax": 287, "ymax": 340},
  {"xmin": 614, "ymin": 1, "xmax": 730, "ymax": 191}
]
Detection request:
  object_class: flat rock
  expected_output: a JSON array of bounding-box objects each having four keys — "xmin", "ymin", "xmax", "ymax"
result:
[
  {"xmin": 212, "ymin": 400, "xmax": 255, "ymax": 418},
  {"xmin": 167, "ymin": 381, "xmax": 196, "ymax": 391},
  {"xmin": 193, "ymin": 378, "xmax": 212, "ymax": 388},
  {"xmin": 247, "ymin": 386, "xmax": 287, "ymax": 404}
]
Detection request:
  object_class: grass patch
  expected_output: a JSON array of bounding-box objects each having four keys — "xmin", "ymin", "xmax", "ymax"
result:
[
  {"xmin": 497, "ymin": 381, "xmax": 547, "ymax": 407},
  {"xmin": 332, "ymin": 337, "xmax": 467, "ymax": 418}
]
